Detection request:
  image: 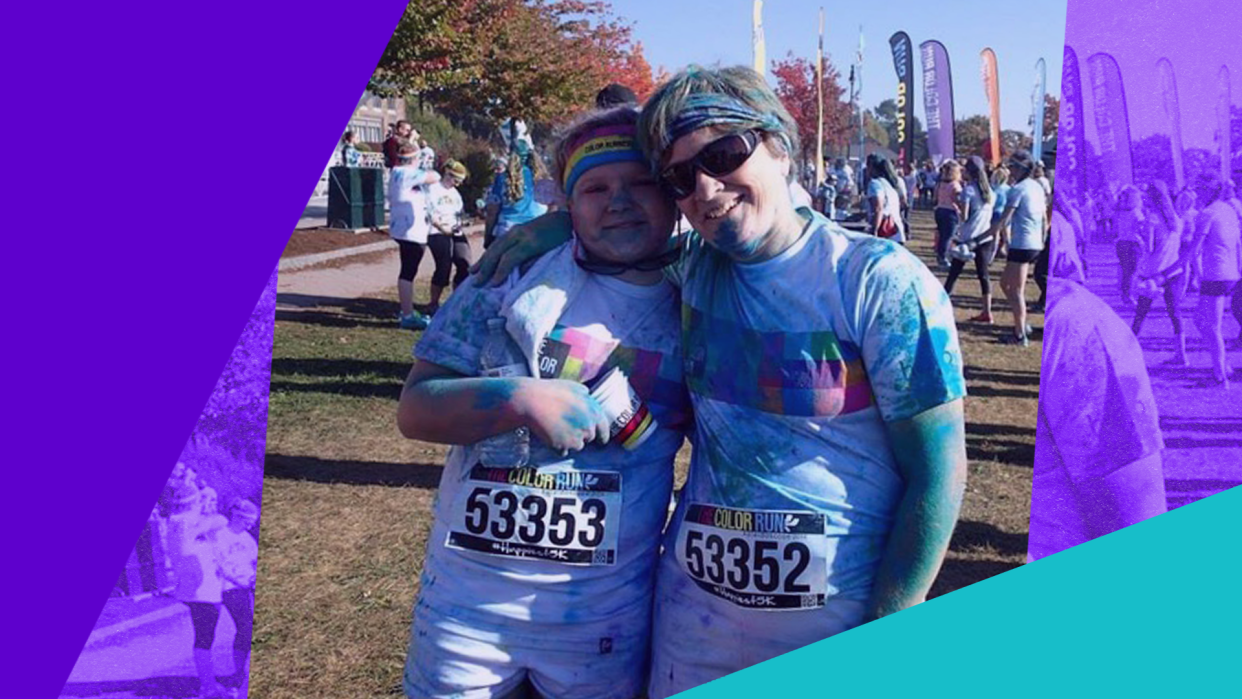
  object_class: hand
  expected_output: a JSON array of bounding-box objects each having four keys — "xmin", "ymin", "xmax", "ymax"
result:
[
  {"xmin": 511, "ymin": 379, "xmax": 612, "ymax": 453},
  {"xmin": 471, "ymin": 211, "xmax": 573, "ymax": 286}
]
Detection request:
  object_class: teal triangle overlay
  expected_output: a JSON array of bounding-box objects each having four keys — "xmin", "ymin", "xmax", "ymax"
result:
[{"xmin": 684, "ymin": 485, "xmax": 1242, "ymax": 696}]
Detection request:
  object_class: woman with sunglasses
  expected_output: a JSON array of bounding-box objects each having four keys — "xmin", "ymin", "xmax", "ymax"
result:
[
  {"xmin": 477, "ymin": 65, "xmax": 967, "ymax": 698},
  {"xmin": 398, "ymin": 106, "xmax": 692, "ymax": 699}
]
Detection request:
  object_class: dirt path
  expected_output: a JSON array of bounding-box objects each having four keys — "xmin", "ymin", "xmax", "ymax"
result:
[
  {"xmin": 1081, "ymin": 242, "xmax": 1242, "ymax": 509},
  {"xmin": 277, "ymin": 233, "xmax": 486, "ymax": 308}
]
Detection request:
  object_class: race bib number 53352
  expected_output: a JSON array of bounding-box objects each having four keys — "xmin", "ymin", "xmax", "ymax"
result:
[
  {"xmin": 676, "ymin": 503, "xmax": 828, "ymax": 610},
  {"xmin": 446, "ymin": 465, "xmax": 622, "ymax": 566}
]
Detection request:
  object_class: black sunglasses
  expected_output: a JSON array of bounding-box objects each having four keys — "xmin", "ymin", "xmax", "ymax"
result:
[
  {"xmin": 660, "ymin": 130, "xmax": 761, "ymax": 200},
  {"xmin": 573, "ymin": 242, "xmax": 683, "ymax": 276}
]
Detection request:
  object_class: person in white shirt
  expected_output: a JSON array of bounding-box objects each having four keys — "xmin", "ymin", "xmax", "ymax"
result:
[
  {"xmin": 389, "ymin": 143, "xmax": 442, "ymax": 330},
  {"xmin": 426, "ymin": 160, "xmax": 471, "ymax": 314},
  {"xmin": 944, "ymin": 156, "xmax": 997, "ymax": 322},
  {"xmin": 988, "ymin": 151, "xmax": 1046, "ymax": 346},
  {"xmin": 1186, "ymin": 179, "xmax": 1241, "ymax": 386},
  {"xmin": 1130, "ymin": 181, "xmax": 1188, "ymax": 366},
  {"xmin": 1029, "ymin": 213, "xmax": 1166, "ymax": 561},
  {"xmin": 864, "ymin": 154, "xmax": 905, "ymax": 243},
  {"xmin": 166, "ymin": 483, "xmax": 229, "ymax": 699},
  {"xmin": 214, "ymin": 499, "xmax": 259, "ymax": 692},
  {"xmin": 400, "ymin": 106, "xmax": 690, "ymax": 699}
]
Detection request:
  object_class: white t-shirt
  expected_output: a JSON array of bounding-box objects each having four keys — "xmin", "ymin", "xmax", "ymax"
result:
[
  {"xmin": 418, "ymin": 146, "xmax": 436, "ymax": 171},
  {"xmin": 957, "ymin": 183, "xmax": 995, "ymax": 243},
  {"xmin": 903, "ymin": 172, "xmax": 918, "ymax": 198},
  {"xmin": 1028, "ymin": 278, "xmax": 1162, "ymax": 561},
  {"xmin": 214, "ymin": 527, "xmax": 258, "ymax": 591},
  {"xmin": 426, "ymin": 182, "xmax": 464, "ymax": 235},
  {"xmin": 1196, "ymin": 200, "xmax": 1242, "ymax": 282},
  {"xmin": 649, "ymin": 214, "xmax": 965, "ymax": 695},
  {"xmin": 414, "ymin": 244, "xmax": 691, "ymax": 648},
  {"xmin": 1036, "ymin": 175, "xmax": 1053, "ymax": 199},
  {"xmin": 167, "ymin": 512, "xmax": 226, "ymax": 603},
  {"xmin": 866, "ymin": 178, "xmax": 905, "ymax": 243},
  {"xmin": 1007, "ymin": 178, "xmax": 1047, "ymax": 251},
  {"xmin": 388, "ymin": 165, "xmax": 433, "ymax": 243}
]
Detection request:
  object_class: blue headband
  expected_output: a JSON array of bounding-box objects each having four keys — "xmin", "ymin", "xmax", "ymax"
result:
[
  {"xmin": 669, "ymin": 94, "xmax": 784, "ymax": 139},
  {"xmin": 666, "ymin": 93, "xmax": 789, "ymax": 157}
]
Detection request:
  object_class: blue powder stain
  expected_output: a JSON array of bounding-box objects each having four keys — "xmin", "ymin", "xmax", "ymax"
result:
[
  {"xmin": 472, "ymin": 379, "xmax": 520, "ymax": 410},
  {"xmin": 711, "ymin": 218, "xmax": 766, "ymax": 260}
]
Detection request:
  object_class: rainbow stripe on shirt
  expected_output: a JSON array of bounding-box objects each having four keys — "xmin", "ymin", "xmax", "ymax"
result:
[
  {"xmin": 681, "ymin": 304, "xmax": 874, "ymax": 417},
  {"xmin": 538, "ymin": 325, "xmax": 691, "ymax": 432}
]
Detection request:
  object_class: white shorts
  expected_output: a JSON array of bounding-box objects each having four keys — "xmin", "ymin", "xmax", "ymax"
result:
[
  {"xmin": 405, "ymin": 597, "xmax": 649, "ymax": 699},
  {"xmin": 646, "ymin": 557, "xmax": 866, "ymax": 699}
]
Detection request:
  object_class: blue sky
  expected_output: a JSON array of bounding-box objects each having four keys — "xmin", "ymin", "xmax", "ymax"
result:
[
  {"xmin": 617, "ymin": 0, "xmax": 1068, "ymax": 136},
  {"xmin": 1065, "ymin": 0, "xmax": 1238, "ymax": 150}
]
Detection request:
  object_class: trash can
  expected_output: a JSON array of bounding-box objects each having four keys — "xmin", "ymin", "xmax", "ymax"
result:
[{"xmin": 327, "ymin": 166, "xmax": 384, "ymax": 230}]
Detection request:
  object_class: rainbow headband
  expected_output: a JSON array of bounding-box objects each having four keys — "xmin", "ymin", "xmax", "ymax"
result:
[{"xmin": 562, "ymin": 123, "xmax": 646, "ymax": 197}]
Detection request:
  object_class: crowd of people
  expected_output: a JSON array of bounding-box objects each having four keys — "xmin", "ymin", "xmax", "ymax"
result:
[
  {"xmin": 803, "ymin": 147, "xmax": 1052, "ymax": 347},
  {"xmin": 156, "ymin": 463, "xmax": 260, "ymax": 699},
  {"xmin": 1054, "ymin": 173, "xmax": 1242, "ymax": 386},
  {"xmin": 395, "ymin": 65, "xmax": 970, "ymax": 699}
]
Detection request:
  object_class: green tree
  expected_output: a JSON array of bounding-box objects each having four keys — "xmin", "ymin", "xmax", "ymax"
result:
[
  {"xmin": 1132, "ymin": 133, "xmax": 1174, "ymax": 189},
  {"xmin": 873, "ymin": 97, "xmax": 927, "ymax": 162},
  {"xmin": 955, "ymin": 115, "xmax": 991, "ymax": 159},
  {"xmin": 1043, "ymin": 94, "xmax": 1061, "ymax": 143},
  {"xmin": 375, "ymin": 1, "xmax": 654, "ymax": 130}
]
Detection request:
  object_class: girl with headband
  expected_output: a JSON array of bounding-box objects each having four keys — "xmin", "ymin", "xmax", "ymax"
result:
[
  {"xmin": 476, "ymin": 65, "xmax": 967, "ymax": 698},
  {"xmin": 399, "ymin": 106, "xmax": 691, "ymax": 699}
]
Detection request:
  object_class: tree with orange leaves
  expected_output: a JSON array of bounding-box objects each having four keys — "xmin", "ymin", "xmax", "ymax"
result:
[
  {"xmin": 771, "ymin": 52, "xmax": 852, "ymax": 169},
  {"xmin": 373, "ymin": 0, "xmax": 657, "ymax": 129}
]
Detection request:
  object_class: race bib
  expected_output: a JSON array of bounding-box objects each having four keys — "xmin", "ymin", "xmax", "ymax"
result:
[
  {"xmin": 676, "ymin": 503, "xmax": 828, "ymax": 610},
  {"xmin": 446, "ymin": 465, "xmax": 622, "ymax": 566}
]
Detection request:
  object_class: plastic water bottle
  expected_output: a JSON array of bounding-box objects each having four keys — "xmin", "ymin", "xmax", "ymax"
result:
[{"xmin": 476, "ymin": 318, "xmax": 530, "ymax": 468}]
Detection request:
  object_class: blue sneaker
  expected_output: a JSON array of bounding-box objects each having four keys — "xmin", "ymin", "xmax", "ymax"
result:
[
  {"xmin": 999, "ymin": 332, "xmax": 1029, "ymax": 347},
  {"xmin": 399, "ymin": 312, "xmax": 429, "ymax": 330}
]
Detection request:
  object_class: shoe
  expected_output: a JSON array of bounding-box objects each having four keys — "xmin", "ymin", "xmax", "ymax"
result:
[
  {"xmin": 999, "ymin": 333, "xmax": 1029, "ymax": 347},
  {"xmin": 1025, "ymin": 323, "xmax": 1034, "ymax": 337},
  {"xmin": 969, "ymin": 312, "xmax": 994, "ymax": 324},
  {"xmin": 399, "ymin": 312, "xmax": 429, "ymax": 330}
]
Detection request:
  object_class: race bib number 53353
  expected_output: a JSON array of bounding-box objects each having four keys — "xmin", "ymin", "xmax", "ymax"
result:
[
  {"xmin": 676, "ymin": 503, "xmax": 828, "ymax": 610},
  {"xmin": 446, "ymin": 465, "xmax": 622, "ymax": 566}
]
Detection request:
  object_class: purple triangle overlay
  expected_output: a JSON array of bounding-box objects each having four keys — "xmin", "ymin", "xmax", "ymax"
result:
[{"xmin": 2, "ymin": 1, "xmax": 409, "ymax": 696}]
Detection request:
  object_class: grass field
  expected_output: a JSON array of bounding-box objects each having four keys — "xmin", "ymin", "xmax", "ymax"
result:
[{"xmin": 252, "ymin": 209, "xmax": 1039, "ymax": 698}]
